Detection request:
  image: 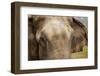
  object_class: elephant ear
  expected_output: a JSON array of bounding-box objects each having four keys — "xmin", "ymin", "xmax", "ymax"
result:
[
  {"xmin": 28, "ymin": 16, "xmax": 39, "ymax": 60},
  {"xmin": 28, "ymin": 15, "xmax": 47, "ymax": 60},
  {"xmin": 70, "ymin": 17, "xmax": 88, "ymax": 53}
]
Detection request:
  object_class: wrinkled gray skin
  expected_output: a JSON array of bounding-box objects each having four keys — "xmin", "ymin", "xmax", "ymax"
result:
[{"xmin": 28, "ymin": 16, "xmax": 87, "ymax": 60}]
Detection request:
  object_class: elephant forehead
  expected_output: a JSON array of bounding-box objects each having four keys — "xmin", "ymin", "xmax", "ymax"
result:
[{"xmin": 41, "ymin": 17, "xmax": 73, "ymax": 40}]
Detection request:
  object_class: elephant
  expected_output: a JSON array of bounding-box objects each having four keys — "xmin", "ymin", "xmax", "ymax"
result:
[{"xmin": 28, "ymin": 15, "xmax": 88, "ymax": 60}]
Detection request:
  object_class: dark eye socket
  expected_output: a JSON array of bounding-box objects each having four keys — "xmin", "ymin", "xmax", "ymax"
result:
[
  {"xmin": 39, "ymin": 33, "xmax": 47, "ymax": 47},
  {"xmin": 39, "ymin": 37, "xmax": 45, "ymax": 47},
  {"xmin": 40, "ymin": 37, "xmax": 46, "ymax": 43}
]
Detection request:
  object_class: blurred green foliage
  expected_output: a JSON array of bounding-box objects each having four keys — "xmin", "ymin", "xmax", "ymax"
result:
[{"xmin": 71, "ymin": 46, "xmax": 88, "ymax": 59}]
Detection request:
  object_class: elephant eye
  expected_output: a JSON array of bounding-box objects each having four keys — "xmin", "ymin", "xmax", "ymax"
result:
[
  {"xmin": 40, "ymin": 37, "xmax": 45, "ymax": 42},
  {"xmin": 39, "ymin": 34, "xmax": 47, "ymax": 47}
]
